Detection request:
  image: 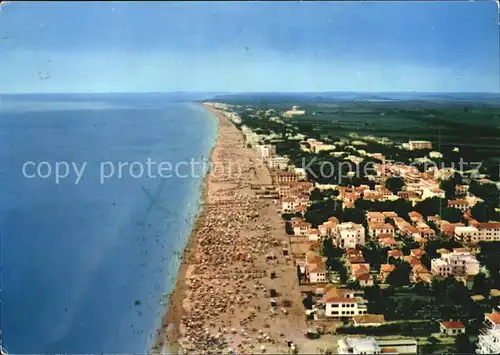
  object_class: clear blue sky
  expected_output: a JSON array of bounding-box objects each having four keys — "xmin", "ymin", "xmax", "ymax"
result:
[{"xmin": 1, "ymin": 1, "xmax": 499, "ymax": 93}]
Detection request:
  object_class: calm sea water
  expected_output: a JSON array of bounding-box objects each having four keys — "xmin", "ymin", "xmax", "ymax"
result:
[{"xmin": 0, "ymin": 95, "xmax": 217, "ymax": 353}]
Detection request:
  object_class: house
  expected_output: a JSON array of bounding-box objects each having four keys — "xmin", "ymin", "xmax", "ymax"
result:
[
  {"xmin": 378, "ymin": 235, "xmax": 398, "ymax": 249},
  {"xmin": 356, "ymin": 273, "xmax": 375, "ymax": 287},
  {"xmin": 282, "ymin": 197, "xmax": 298, "ymax": 214},
  {"xmin": 420, "ymin": 227, "xmax": 436, "ymax": 240},
  {"xmin": 410, "ymin": 248, "xmax": 426, "ymax": 259},
  {"xmin": 411, "ymin": 263, "xmax": 432, "ymax": 284},
  {"xmin": 305, "ymin": 252, "xmax": 327, "ymax": 283},
  {"xmin": 448, "ymin": 199, "xmax": 470, "ymax": 212},
  {"xmin": 350, "ymin": 263, "xmax": 372, "ymax": 286},
  {"xmin": 308, "ymin": 228, "xmax": 320, "ymax": 242},
  {"xmin": 336, "ymin": 222, "xmax": 366, "ymax": 249},
  {"xmin": 408, "ymin": 211, "xmax": 424, "ymax": 223},
  {"xmin": 346, "ymin": 249, "xmax": 366, "ymax": 265},
  {"xmin": 293, "ymin": 222, "xmax": 311, "ymax": 236},
  {"xmin": 295, "ymin": 204, "xmax": 307, "ymax": 216},
  {"xmin": 367, "ymin": 212, "xmax": 385, "ymax": 224},
  {"xmin": 379, "ymin": 264, "xmax": 396, "ymax": 283},
  {"xmin": 323, "ymin": 288, "xmax": 368, "ymax": 318},
  {"xmin": 388, "ymin": 249, "xmax": 403, "ymax": 260},
  {"xmin": 353, "ymin": 314, "xmax": 385, "ymax": 327},
  {"xmin": 439, "ymin": 321, "xmax": 465, "ymax": 336},
  {"xmin": 476, "ymin": 313, "xmax": 500, "ymax": 354},
  {"xmin": 431, "ymin": 249, "xmax": 480, "ymax": 278},
  {"xmin": 319, "ymin": 219, "xmax": 339, "ymax": 237},
  {"xmin": 408, "ymin": 140, "xmax": 432, "ymax": 150},
  {"xmin": 369, "ymin": 223, "xmax": 395, "ymax": 238},
  {"xmin": 403, "ymin": 225, "xmax": 422, "ymax": 240}
]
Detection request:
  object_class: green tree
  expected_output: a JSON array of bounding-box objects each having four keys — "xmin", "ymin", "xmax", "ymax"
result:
[
  {"xmin": 470, "ymin": 180, "xmax": 500, "ymax": 205},
  {"xmin": 309, "ymin": 188, "xmax": 325, "ymax": 202},
  {"xmin": 439, "ymin": 172, "xmax": 462, "ymax": 199},
  {"xmin": 470, "ymin": 201, "xmax": 500, "ymax": 222},
  {"xmin": 386, "ymin": 260, "xmax": 411, "ymax": 287},
  {"xmin": 441, "ymin": 207, "xmax": 463, "ymax": 223},
  {"xmin": 341, "ymin": 208, "xmax": 365, "ymax": 224},
  {"xmin": 385, "ymin": 177, "xmax": 405, "ymax": 194},
  {"xmin": 472, "ymin": 272, "xmax": 491, "ymax": 297},
  {"xmin": 415, "ymin": 197, "xmax": 447, "ymax": 217},
  {"xmin": 455, "ymin": 333, "xmax": 474, "ymax": 354}
]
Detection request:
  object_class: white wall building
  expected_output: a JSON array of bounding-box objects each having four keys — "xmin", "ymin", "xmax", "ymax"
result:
[
  {"xmin": 408, "ymin": 140, "xmax": 432, "ymax": 150},
  {"xmin": 256, "ymin": 144, "xmax": 276, "ymax": 160},
  {"xmin": 477, "ymin": 313, "xmax": 500, "ymax": 354},
  {"xmin": 455, "ymin": 224, "xmax": 500, "ymax": 243},
  {"xmin": 338, "ymin": 337, "xmax": 418, "ymax": 355},
  {"xmin": 323, "ymin": 288, "xmax": 368, "ymax": 318},
  {"xmin": 305, "ymin": 252, "xmax": 327, "ymax": 283},
  {"xmin": 267, "ymin": 155, "xmax": 289, "ymax": 170},
  {"xmin": 336, "ymin": 222, "xmax": 366, "ymax": 249},
  {"xmin": 431, "ymin": 250, "xmax": 480, "ymax": 277}
]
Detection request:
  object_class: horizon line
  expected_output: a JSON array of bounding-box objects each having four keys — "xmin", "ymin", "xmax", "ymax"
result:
[{"xmin": 2, "ymin": 90, "xmax": 500, "ymax": 95}]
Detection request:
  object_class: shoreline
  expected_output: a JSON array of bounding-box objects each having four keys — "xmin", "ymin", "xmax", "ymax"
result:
[
  {"xmin": 151, "ymin": 103, "xmax": 220, "ymax": 354},
  {"xmin": 152, "ymin": 103, "xmax": 307, "ymax": 354}
]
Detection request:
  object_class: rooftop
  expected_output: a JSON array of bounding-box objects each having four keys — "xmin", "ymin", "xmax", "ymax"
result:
[
  {"xmin": 486, "ymin": 312, "xmax": 500, "ymax": 325},
  {"xmin": 440, "ymin": 320, "xmax": 465, "ymax": 329}
]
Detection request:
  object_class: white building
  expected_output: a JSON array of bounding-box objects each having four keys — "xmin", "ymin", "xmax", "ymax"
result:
[
  {"xmin": 281, "ymin": 197, "xmax": 298, "ymax": 214},
  {"xmin": 336, "ymin": 222, "xmax": 366, "ymax": 249},
  {"xmin": 338, "ymin": 337, "xmax": 381, "ymax": 354},
  {"xmin": 476, "ymin": 222, "xmax": 500, "ymax": 242},
  {"xmin": 455, "ymin": 226, "xmax": 479, "ymax": 243},
  {"xmin": 293, "ymin": 222, "xmax": 311, "ymax": 236},
  {"xmin": 305, "ymin": 252, "xmax": 326, "ymax": 283},
  {"xmin": 308, "ymin": 228, "xmax": 320, "ymax": 242},
  {"xmin": 408, "ymin": 140, "xmax": 432, "ymax": 150},
  {"xmin": 323, "ymin": 288, "xmax": 368, "ymax": 318},
  {"xmin": 455, "ymin": 224, "xmax": 500, "ymax": 243},
  {"xmin": 285, "ymin": 105, "xmax": 306, "ymax": 117},
  {"xmin": 266, "ymin": 155, "xmax": 289, "ymax": 170},
  {"xmin": 368, "ymin": 223, "xmax": 395, "ymax": 238},
  {"xmin": 431, "ymin": 249, "xmax": 480, "ymax": 277},
  {"xmin": 477, "ymin": 313, "xmax": 500, "ymax": 354},
  {"xmin": 318, "ymin": 219, "xmax": 339, "ymax": 237},
  {"xmin": 256, "ymin": 144, "xmax": 276, "ymax": 160},
  {"xmin": 294, "ymin": 167, "xmax": 307, "ymax": 180},
  {"xmin": 429, "ymin": 151, "xmax": 443, "ymax": 159},
  {"xmin": 338, "ymin": 337, "xmax": 418, "ymax": 354}
]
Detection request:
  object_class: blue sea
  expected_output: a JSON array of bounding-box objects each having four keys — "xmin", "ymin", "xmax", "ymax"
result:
[{"xmin": 0, "ymin": 94, "xmax": 217, "ymax": 353}]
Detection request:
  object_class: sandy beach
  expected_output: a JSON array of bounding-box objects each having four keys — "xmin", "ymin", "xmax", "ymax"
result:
[{"xmin": 151, "ymin": 105, "xmax": 307, "ymax": 354}]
